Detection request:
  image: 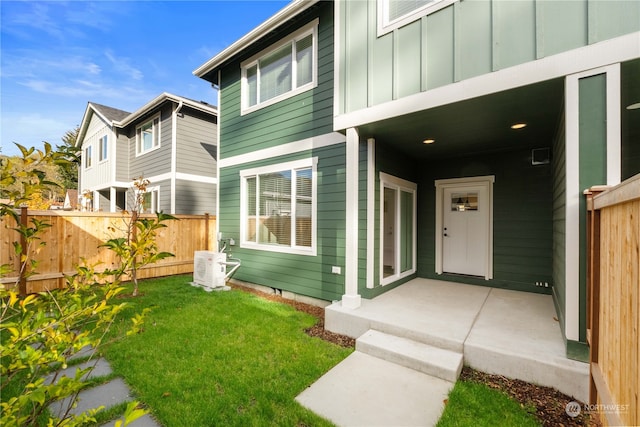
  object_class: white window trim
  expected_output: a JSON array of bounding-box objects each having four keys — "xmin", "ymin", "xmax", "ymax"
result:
[
  {"xmin": 240, "ymin": 157, "xmax": 318, "ymax": 256},
  {"xmin": 240, "ymin": 18, "xmax": 319, "ymax": 115},
  {"xmin": 98, "ymin": 134, "xmax": 108, "ymax": 163},
  {"xmin": 137, "ymin": 185, "xmax": 160, "ymax": 213},
  {"xmin": 379, "ymin": 172, "xmax": 417, "ymax": 286},
  {"xmin": 136, "ymin": 113, "xmax": 162, "ymax": 156},
  {"xmin": 84, "ymin": 145, "xmax": 93, "ymax": 169},
  {"xmin": 377, "ymin": 0, "xmax": 455, "ymax": 37}
]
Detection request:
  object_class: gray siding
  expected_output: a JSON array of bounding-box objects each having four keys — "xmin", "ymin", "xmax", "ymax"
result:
[
  {"xmin": 129, "ymin": 104, "xmax": 173, "ymax": 178},
  {"xmin": 337, "ymin": 0, "xmax": 640, "ymax": 115},
  {"xmin": 116, "ymin": 133, "xmax": 129, "ymax": 182},
  {"xmin": 219, "ymin": 3, "xmax": 334, "ymax": 159},
  {"xmin": 176, "ymin": 106, "xmax": 217, "ymax": 177},
  {"xmin": 174, "ymin": 180, "xmax": 216, "ymax": 215}
]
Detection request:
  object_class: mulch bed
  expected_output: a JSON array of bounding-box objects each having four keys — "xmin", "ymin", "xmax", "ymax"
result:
[{"xmin": 230, "ymin": 282, "xmax": 599, "ymax": 427}]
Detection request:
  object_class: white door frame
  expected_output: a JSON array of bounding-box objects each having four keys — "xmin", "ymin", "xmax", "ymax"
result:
[{"xmin": 435, "ymin": 175, "xmax": 495, "ymax": 280}]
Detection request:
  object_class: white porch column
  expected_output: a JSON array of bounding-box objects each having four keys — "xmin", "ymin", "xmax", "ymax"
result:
[
  {"xmin": 110, "ymin": 187, "xmax": 116, "ymax": 212},
  {"xmin": 342, "ymin": 127, "xmax": 361, "ymax": 309}
]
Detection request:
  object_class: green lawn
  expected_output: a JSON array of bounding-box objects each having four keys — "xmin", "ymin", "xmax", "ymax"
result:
[
  {"xmin": 102, "ymin": 275, "xmax": 542, "ymax": 427},
  {"xmin": 102, "ymin": 275, "xmax": 352, "ymax": 426},
  {"xmin": 437, "ymin": 380, "xmax": 540, "ymax": 427}
]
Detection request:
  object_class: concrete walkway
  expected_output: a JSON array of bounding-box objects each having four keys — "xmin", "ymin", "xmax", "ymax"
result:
[
  {"xmin": 298, "ymin": 278, "xmax": 590, "ymax": 427},
  {"xmin": 47, "ymin": 356, "xmax": 161, "ymax": 426}
]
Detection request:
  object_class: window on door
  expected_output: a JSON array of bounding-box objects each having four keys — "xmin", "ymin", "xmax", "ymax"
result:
[{"xmin": 380, "ymin": 173, "xmax": 417, "ymax": 285}]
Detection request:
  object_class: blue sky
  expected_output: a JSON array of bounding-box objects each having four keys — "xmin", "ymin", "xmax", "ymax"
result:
[{"xmin": 0, "ymin": 0, "xmax": 290, "ymax": 156}]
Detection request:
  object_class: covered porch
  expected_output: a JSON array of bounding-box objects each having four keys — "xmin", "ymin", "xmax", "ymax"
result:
[{"xmin": 326, "ymin": 278, "xmax": 589, "ymax": 402}]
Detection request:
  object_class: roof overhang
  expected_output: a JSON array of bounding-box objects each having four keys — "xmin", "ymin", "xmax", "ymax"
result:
[
  {"xmin": 115, "ymin": 93, "xmax": 217, "ymax": 127},
  {"xmin": 193, "ymin": 0, "xmax": 318, "ymax": 81},
  {"xmin": 76, "ymin": 103, "xmax": 116, "ymax": 147}
]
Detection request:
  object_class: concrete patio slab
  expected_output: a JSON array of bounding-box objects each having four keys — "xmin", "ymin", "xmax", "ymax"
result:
[
  {"xmin": 464, "ymin": 288, "xmax": 590, "ymax": 401},
  {"xmin": 100, "ymin": 414, "xmax": 162, "ymax": 427},
  {"xmin": 296, "ymin": 351, "xmax": 453, "ymax": 427},
  {"xmin": 45, "ymin": 358, "xmax": 113, "ymax": 385},
  {"xmin": 326, "ymin": 279, "xmax": 491, "ymax": 352}
]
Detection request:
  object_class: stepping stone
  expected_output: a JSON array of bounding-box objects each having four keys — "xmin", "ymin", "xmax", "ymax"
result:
[
  {"xmin": 100, "ymin": 413, "xmax": 163, "ymax": 427},
  {"xmin": 48, "ymin": 378, "xmax": 131, "ymax": 419},
  {"xmin": 45, "ymin": 358, "xmax": 113, "ymax": 385}
]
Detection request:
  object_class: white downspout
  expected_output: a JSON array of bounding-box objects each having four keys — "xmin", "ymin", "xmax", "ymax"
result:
[{"xmin": 170, "ymin": 101, "xmax": 183, "ymax": 214}]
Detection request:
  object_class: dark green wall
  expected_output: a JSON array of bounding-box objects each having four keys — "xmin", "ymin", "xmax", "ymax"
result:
[
  {"xmin": 416, "ymin": 148, "xmax": 554, "ymax": 293},
  {"xmin": 218, "ymin": 145, "xmax": 346, "ymax": 301},
  {"xmin": 219, "ymin": 3, "xmax": 334, "ymax": 159},
  {"xmin": 552, "ymin": 116, "xmax": 567, "ymax": 337}
]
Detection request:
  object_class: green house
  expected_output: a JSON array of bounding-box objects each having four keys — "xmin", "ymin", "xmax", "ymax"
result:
[{"xmin": 195, "ymin": 0, "xmax": 639, "ymax": 363}]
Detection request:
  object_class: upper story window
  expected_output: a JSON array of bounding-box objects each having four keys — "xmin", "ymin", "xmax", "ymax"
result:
[
  {"xmin": 378, "ymin": 0, "xmax": 454, "ymax": 36},
  {"xmin": 99, "ymin": 135, "xmax": 108, "ymax": 162},
  {"xmin": 240, "ymin": 158, "xmax": 317, "ymax": 256},
  {"xmin": 136, "ymin": 114, "xmax": 161, "ymax": 155},
  {"xmin": 241, "ymin": 18, "xmax": 318, "ymax": 115},
  {"xmin": 84, "ymin": 146, "xmax": 92, "ymax": 169}
]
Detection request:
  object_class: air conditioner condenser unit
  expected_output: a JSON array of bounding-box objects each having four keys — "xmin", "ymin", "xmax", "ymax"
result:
[{"xmin": 192, "ymin": 251, "xmax": 227, "ymax": 291}]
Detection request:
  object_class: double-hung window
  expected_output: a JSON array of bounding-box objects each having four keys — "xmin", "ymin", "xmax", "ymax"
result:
[
  {"xmin": 136, "ymin": 114, "xmax": 161, "ymax": 155},
  {"xmin": 241, "ymin": 19, "xmax": 318, "ymax": 114},
  {"xmin": 139, "ymin": 187, "xmax": 159, "ymax": 213},
  {"xmin": 99, "ymin": 135, "xmax": 108, "ymax": 162},
  {"xmin": 378, "ymin": 0, "xmax": 454, "ymax": 35},
  {"xmin": 84, "ymin": 146, "xmax": 92, "ymax": 169},
  {"xmin": 241, "ymin": 158, "xmax": 317, "ymax": 255}
]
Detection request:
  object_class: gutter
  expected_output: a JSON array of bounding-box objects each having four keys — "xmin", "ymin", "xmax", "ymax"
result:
[{"xmin": 193, "ymin": 0, "xmax": 318, "ymax": 79}]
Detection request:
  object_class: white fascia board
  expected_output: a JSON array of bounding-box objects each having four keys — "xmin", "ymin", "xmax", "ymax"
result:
[
  {"xmin": 77, "ymin": 103, "xmax": 113, "ymax": 146},
  {"xmin": 115, "ymin": 93, "xmax": 217, "ymax": 128},
  {"xmin": 193, "ymin": 0, "xmax": 319, "ymax": 79},
  {"xmin": 334, "ymin": 31, "xmax": 640, "ymax": 131}
]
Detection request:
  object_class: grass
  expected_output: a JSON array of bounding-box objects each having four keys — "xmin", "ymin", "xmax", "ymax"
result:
[
  {"xmin": 437, "ymin": 380, "xmax": 540, "ymax": 427},
  {"xmin": 101, "ymin": 275, "xmax": 352, "ymax": 426}
]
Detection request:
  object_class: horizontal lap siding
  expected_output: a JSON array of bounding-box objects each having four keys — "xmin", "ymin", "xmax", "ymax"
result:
[
  {"xmin": 174, "ymin": 180, "xmax": 216, "ymax": 215},
  {"xmin": 116, "ymin": 134, "xmax": 129, "ymax": 182},
  {"xmin": 219, "ymin": 3, "xmax": 334, "ymax": 159},
  {"xmin": 338, "ymin": 0, "xmax": 640, "ymax": 114},
  {"xmin": 416, "ymin": 148, "xmax": 553, "ymax": 293},
  {"xmin": 176, "ymin": 107, "xmax": 217, "ymax": 178},
  {"xmin": 218, "ymin": 143, "xmax": 346, "ymax": 301},
  {"xmin": 214, "ymin": 3, "xmax": 342, "ymax": 301},
  {"xmin": 129, "ymin": 105, "xmax": 173, "ymax": 178}
]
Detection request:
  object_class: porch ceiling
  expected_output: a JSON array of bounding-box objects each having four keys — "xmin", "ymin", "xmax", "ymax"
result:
[
  {"xmin": 358, "ymin": 78, "xmax": 565, "ymax": 160},
  {"xmin": 360, "ymin": 59, "xmax": 640, "ymax": 161}
]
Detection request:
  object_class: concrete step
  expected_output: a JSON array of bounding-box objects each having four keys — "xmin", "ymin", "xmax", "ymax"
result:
[{"xmin": 356, "ymin": 329, "xmax": 463, "ymax": 382}]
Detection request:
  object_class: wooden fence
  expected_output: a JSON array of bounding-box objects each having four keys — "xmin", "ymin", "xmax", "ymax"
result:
[
  {"xmin": 1, "ymin": 209, "xmax": 216, "ymax": 294},
  {"xmin": 586, "ymin": 174, "xmax": 639, "ymax": 426}
]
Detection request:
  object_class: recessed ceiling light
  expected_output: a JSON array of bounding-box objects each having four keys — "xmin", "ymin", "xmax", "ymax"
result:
[
  {"xmin": 511, "ymin": 123, "xmax": 527, "ymax": 130},
  {"xmin": 423, "ymin": 139, "xmax": 435, "ymax": 144},
  {"xmin": 626, "ymin": 102, "xmax": 640, "ymax": 110}
]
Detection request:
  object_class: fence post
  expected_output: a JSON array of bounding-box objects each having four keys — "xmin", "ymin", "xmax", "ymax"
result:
[
  {"xmin": 19, "ymin": 206, "xmax": 28, "ymax": 296},
  {"xmin": 584, "ymin": 186, "xmax": 607, "ymax": 406}
]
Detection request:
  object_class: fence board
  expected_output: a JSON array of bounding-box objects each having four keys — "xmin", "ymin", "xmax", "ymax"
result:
[
  {"xmin": 587, "ymin": 174, "xmax": 640, "ymax": 426},
  {"xmin": 1, "ymin": 210, "xmax": 216, "ymax": 293}
]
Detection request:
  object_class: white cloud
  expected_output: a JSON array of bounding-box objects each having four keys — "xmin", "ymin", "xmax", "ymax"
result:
[{"xmin": 104, "ymin": 50, "xmax": 144, "ymax": 81}]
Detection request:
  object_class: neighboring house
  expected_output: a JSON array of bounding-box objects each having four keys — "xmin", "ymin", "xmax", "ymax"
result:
[
  {"xmin": 76, "ymin": 93, "xmax": 218, "ymax": 214},
  {"xmin": 195, "ymin": 0, "xmax": 640, "ymax": 361},
  {"xmin": 63, "ymin": 189, "xmax": 78, "ymax": 210}
]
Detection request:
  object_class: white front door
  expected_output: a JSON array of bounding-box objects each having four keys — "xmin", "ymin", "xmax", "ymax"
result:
[{"xmin": 435, "ymin": 176, "xmax": 494, "ymax": 279}]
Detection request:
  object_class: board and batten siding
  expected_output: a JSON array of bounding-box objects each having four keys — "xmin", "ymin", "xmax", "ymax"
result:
[
  {"xmin": 176, "ymin": 106, "xmax": 217, "ymax": 178},
  {"xmin": 337, "ymin": 0, "xmax": 640, "ymax": 115},
  {"xmin": 218, "ymin": 3, "xmax": 334, "ymax": 159},
  {"xmin": 81, "ymin": 113, "xmax": 113, "ymax": 189},
  {"xmin": 218, "ymin": 143, "xmax": 346, "ymax": 302}
]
